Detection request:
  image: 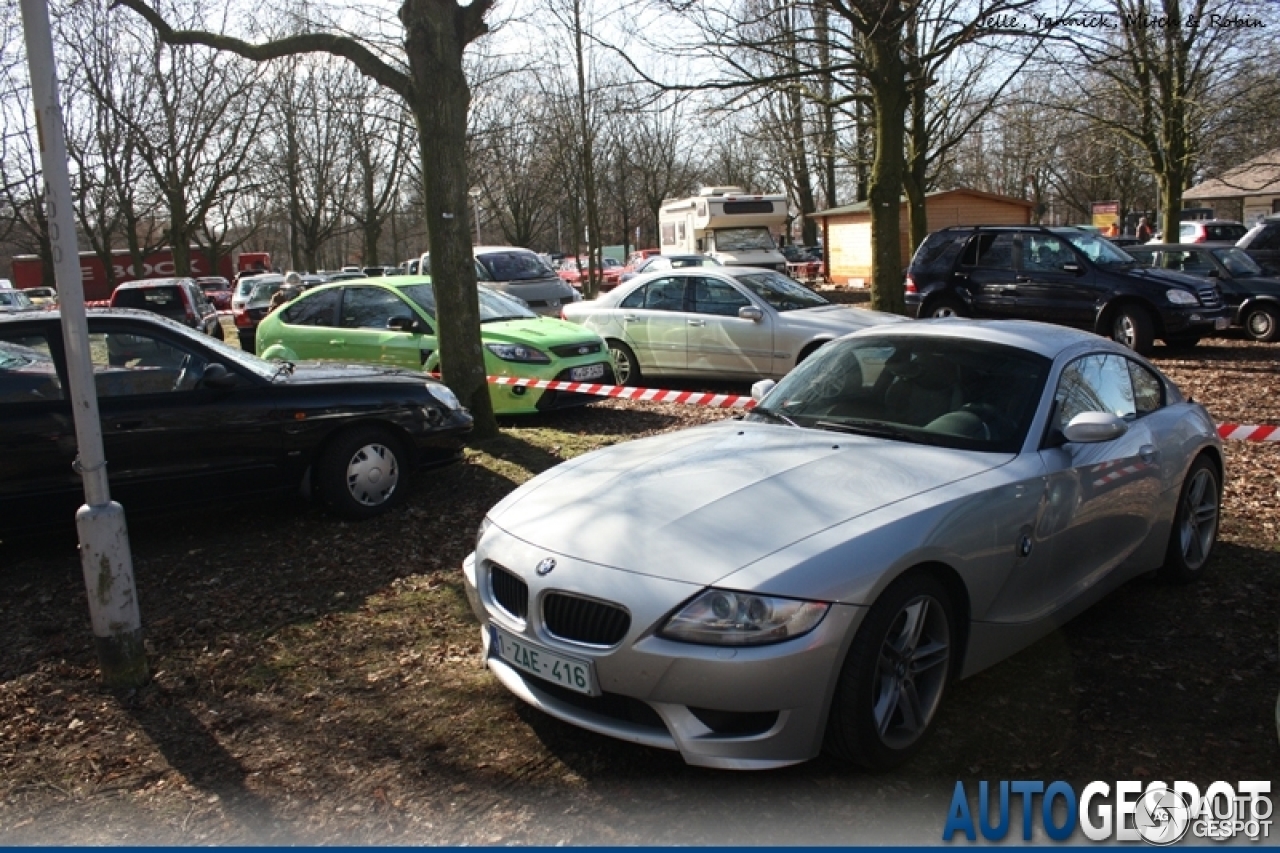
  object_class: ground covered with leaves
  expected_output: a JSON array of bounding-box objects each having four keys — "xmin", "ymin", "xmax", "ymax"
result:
[{"xmin": 0, "ymin": 338, "xmax": 1277, "ymax": 844}]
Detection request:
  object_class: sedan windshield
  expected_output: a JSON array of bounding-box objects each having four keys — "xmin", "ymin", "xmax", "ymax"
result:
[
  {"xmin": 733, "ymin": 271, "xmax": 829, "ymax": 312},
  {"xmin": 1212, "ymin": 247, "xmax": 1264, "ymax": 277},
  {"xmin": 398, "ymin": 283, "xmax": 538, "ymax": 322},
  {"xmin": 477, "ymin": 251, "xmax": 557, "ymax": 282},
  {"xmin": 1056, "ymin": 229, "xmax": 1136, "ymax": 267},
  {"xmin": 750, "ymin": 335, "xmax": 1051, "ymax": 452}
]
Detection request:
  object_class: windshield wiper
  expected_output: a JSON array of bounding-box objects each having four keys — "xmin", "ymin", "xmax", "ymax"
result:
[
  {"xmin": 813, "ymin": 418, "xmax": 938, "ymax": 444},
  {"xmin": 749, "ymin": 405, "xmax": 800, "ymax": 427}
]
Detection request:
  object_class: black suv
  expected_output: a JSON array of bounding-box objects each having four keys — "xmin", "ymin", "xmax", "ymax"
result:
[
  {"xmin": 905, "ymin": 226, "xmax": 1230, "ymax": 354},
  {"xmin": 1237, "ymin": 215, "xmax": 1280, "ymax": 274}
]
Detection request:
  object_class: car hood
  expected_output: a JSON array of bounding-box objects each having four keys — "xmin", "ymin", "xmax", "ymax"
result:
[
  {"xmin": 781, "ymin": 303, "xmax": 910, "ymax": 333},
  {"xmin": 1123, "ymin": 266, "xmax": 1213, "ymax": 289},
  {"xmin": 488, "ymin": 419, "xmax": 1006, "ymax": 585},
  {"xmin": 479, "ymin": 316, "xmax": 603, "ymax": 347},
  {"xmin": 282, "ymin": 361, "xmax": 432, "ymax": 386}
]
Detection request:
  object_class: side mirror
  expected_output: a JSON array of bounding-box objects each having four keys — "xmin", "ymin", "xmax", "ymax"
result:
[
  {"xmin": 1062, "ymin": 411, "xmax": 1128, "ymax": 443},
  {"xmin": 387, "ymin": 315, "xmax": 425, "ymax": 333},
  {"xmin": 739, "ymin": 306, "xmax": 764, "ymax": 322},
  {"xmin": 1206, "ymin": 268, "xmax": 1219, "ymax": 278},
  {"xmin": 751, "ymin": 379, "xmax": 776, "ymax": 402},
  {"xmin": 202, "ymin": 363, "xmax": 236, "ymax": 388}
]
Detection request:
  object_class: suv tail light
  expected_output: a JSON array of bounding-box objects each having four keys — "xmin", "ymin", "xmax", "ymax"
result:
[
  {"xmin": 233, "ymin": 307, "xmax": 251, "ymax": 328},
  {"xmin": 904, "ymin": 275, "xmax": 918, "ymax": 294}
]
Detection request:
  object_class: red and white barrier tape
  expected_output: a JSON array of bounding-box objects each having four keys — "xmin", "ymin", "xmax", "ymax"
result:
[
  {"xmin": 485, "ymin": 376, "xmax": 1280, "ymax": 441},
  {"xmin": 487, "ymin": 375, "xmax": 757, "ymax": 409},
  {"xmin": 1217, "ymin": 424, "xmax": 1280, "ymax": 442}
]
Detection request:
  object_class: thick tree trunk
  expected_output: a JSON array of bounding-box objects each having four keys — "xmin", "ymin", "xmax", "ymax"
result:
[
  {"xmin": 867, "ymin": 41, "xmax": 908, "ymax": 315},
  {"xmin": 403, "ymin": 0, "xmax": 497, "ymax": 438}
]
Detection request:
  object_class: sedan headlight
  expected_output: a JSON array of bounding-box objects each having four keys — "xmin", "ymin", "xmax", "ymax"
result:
[
  {"xmin": 476, "ymin": 517, "xmax": 491, "ymax": 552},
  {"xmin": 1166, "ymin": 288, "xmax": 1199, "ymax": 306},
  {"xmin": 427, "ymin": 383, "xmax": 462, "ymax": 410},
  {"xmin": 486, "ymin": 342, "xmax": 551, "ymax": 363},
  {"xmin": 659, "ymin": 588, "xmax": 829, "ymax": 646}
]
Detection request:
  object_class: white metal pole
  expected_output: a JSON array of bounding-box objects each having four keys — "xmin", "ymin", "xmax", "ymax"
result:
[{"xmin": 19, "ymin": 0, "xmax": 147, "ymax": 688}]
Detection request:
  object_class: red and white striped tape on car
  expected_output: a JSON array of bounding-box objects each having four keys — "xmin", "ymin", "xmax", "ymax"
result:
[{"xmin": 485, "ymin": 376, "xmax": 1280, "ymax": 442}]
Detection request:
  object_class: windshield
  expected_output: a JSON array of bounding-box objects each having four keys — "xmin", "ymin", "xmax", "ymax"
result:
[
  {"xmin": 477, "ymin": 251, "xmax": 556, "ymax": 282},
  {"xmin": 247, "ymin": 281, "xmax": 286, "ymax": 307},
  {"xmin": 1056, "ymin": 229, "xmax": 1136, "ymax": 267},
  {"xmin": 749, "ymin": 334, "xmax": 1050, "ymax": 453},
  {"xmin": 0, "ymin": 291, "xmax": 34, "ymax": 308},
  {"xmin": 236, "ymin": 274, "xmax": 278, "ymax": 299},
  {"xmin": 397, "ymin": 283, "xmax": 537, "ymax": 322},
  {"xmin": 713, "ymin": 227, "xmax": 777, "ymax": 252},
  {"xmin": 734, "ymin": 271, "xmax": 829, "ymax": 311},
  {"xmin": 1212, "ymin": 247, "xmax": 1264, "ymax": 277}
]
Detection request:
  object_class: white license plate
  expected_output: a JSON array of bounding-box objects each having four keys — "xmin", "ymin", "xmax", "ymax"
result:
[
  {"xmin": 1214, "ymin": 317, "xmax": 1229, "ymax": 330},
  {"xmin": 569, "ymin": 363, "xmax": 606, "ymax": 382},
  {"xmin": 492, "ymin": 626, "xmax": 596, "ymax": 695}
]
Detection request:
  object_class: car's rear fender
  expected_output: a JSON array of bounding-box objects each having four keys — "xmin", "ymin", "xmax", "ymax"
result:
[{"xmin": 259, "ymin": 343, "xmax": 298, "ymax": 362}]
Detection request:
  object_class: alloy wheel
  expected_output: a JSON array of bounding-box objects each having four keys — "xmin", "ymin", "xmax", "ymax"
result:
[
  {"xmin": 1178, "ymin": 467, "xmax": 1219, "ymax": 571},
  {"xmin": 871, "ymin": 594, "xmax": 951, "ymax": 749}
]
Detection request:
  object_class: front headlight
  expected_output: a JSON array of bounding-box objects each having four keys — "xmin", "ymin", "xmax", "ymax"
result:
[
  {"xmin": 659, "ymin": 588, "xmax": 829, "ymax": 646},
  {"xmin": 476, "ymin": 517, "xmax": 491, "ymax": 552},
  {"xmin": 427, "ymin": 383, "xmax": 462, "ymax": 410},
  {"xmin": 1166, "ymin": 288, "xmax": 1199, "ymax": 306},
  {"xmin": 486, "ymin": 342, "xmax": 551, "ymax": 363}
]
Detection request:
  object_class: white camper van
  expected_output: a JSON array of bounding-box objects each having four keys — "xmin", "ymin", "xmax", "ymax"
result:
[{"xmin": 658, "ymin": 187, "xmax": 788, "ymax": 270}]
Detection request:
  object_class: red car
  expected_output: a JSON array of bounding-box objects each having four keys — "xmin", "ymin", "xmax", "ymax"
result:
[
  {"xmin": 558, "ymin": 257, "xmax": 623, "ymax": 291},
  {"xmin": 197, "ymin": 276, "xmax": 233, "ymax": 310}
]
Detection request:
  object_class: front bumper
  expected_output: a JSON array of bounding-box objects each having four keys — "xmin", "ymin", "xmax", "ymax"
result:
[
  {"xmin": 462, "ymin": 534, "xmax": 866, "ymax": 770},
  {"xmin": 1161, "ymin": 305, "xmax": 1231, "ymax": 336}
]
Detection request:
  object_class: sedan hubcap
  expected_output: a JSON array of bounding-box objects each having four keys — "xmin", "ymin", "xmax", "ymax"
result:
[
  {"xmin": 346, "ymin": 443, "xmax": 400, "ymax": 507},
  {"xmin": 872, "ymin": 595, "xmax": 950, "ymax": 749},
  {"xmin": 610, "ymin": 348, "xmax": 633, "ymax": 384},
  {"xmin": 933, "ymin": 305, "xmax": 958, "ymax": 318},
  {"xmin": 1179, "ymin": 468, "xmax": 1219, "ymax": 570}
]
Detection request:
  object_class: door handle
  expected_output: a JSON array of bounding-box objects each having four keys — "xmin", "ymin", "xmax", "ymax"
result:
[
  {"xmin": 114, "ymin": 420, "xmax": 144, "ymax": 430},
  {"xmin": 622, "ymin": 314, "xmax": 638, "ymax": 323},
  {"xmin": 687, "ymin": 319, "xmax": 706, "ymax": 327},
  {"xmin": 328, "ymin": 340, "xmax": 345, "ymax": 346},
  {"xmin": 1014, "ymin": 276, "xmax": 1031, "ymax": 283},
  {"xmin": 1139, "ymin": 445, "xmax": 1159, "ymax": 464}
]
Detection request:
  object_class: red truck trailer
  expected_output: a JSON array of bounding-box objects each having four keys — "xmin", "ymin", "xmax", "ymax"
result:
[{"xmin": 11, "ymin": 248, "xmax": 269, "ymax": 302}]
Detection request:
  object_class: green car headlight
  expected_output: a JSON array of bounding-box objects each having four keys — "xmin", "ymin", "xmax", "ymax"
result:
[
  {"xmin": 659, "ymin": 588, "xmax": 829, "ymax": 646},
  {"xmin": 486, "ymin": 342, "xmax": 551, "ymax": 364}
]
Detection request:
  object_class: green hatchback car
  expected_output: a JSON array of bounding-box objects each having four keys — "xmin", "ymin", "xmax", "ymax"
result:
[{"xmin": 255, "ymin": 276, "xmax": 614, "ymax": 415}]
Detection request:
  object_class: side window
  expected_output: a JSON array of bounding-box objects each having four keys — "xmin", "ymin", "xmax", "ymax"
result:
[
  {"xmin": 619, "ymin": 286, "xmax": 646, "ymax": 309},
  {"xmin": 340, "ymin": 287, "xmax": 413, "ymax": 329},
  {"xmin": 641, "ymin": 277, "xmax": 687, "ymax": 312},
  {"xmin": 1022, "ymin": 235, "xmax": 1073, "ymax": 272},
  {"xmin": 691, "ymin": 277, "xmax": 750, "ymax": 317},
  {"xmin": 89, "ymin": 329, "xmax": 208, "ymax": 396},
  {"xmin": 281, "ymin": 289, "xmax": 341, "ymax": 327},
  {"xmin": 1054, "ymin": 354, "xmax": 1136, "ymax": 432},
  {"xmin": 1252, "ymin": 224, "xmax": 1280, "ymax": 250},
  {"xmin": 0, "ymin": 334, "xmax": 64, "ymax": 402},
  {"xmin": 1127, "ymin": 359, "xmax": 1164, "ymax": 414},
  {"xmin": 961, "ymin": 233, "xmax": 1014, "ymax": 269}
]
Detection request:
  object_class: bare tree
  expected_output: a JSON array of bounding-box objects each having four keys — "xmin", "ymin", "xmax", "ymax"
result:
[{"xmin": 114, "ymin": 0, "xmax": 502, "ymax": 437}]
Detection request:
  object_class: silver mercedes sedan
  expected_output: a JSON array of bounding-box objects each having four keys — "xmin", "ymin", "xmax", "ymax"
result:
[
  {"xmin": 559, "ymin": 267, "xmax": 905, "ymax": 385},
  {"xmin": 463, "ymin": 320, "xmax": 1223, "ymax": 770}
]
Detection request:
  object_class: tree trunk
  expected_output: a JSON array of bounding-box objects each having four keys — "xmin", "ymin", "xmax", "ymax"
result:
[
  {"xmin": 867, "ymin": 40, "xmax": 908, "ymax": 315},
  {"xmin": 403, "ymin": 0, "xmax": 497, "ymax": 438}
]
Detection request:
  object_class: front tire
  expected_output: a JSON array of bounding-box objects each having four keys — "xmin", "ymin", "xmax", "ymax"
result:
[
  {"xmin": 1107, "ymin": 305, "xmax": 1155, "ymax": 355},
  {"xmin": 608, "ymin": 340, "xmax": 642, "ymax": 386},
  {"xmin": 318, "ymin": 426, "xmax": 409, "ymax": 519},
  {"xmin": 825, "ymin": 572, "xmax": 956, "ymax": 770},
  {"xmin": 1243, "ymin": 304, "xmax": 1280, "ymax": 343},
  {"xmin": 1160, "ymin": 455, "xmax": 1220, "ymax": 583}
]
